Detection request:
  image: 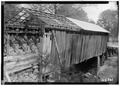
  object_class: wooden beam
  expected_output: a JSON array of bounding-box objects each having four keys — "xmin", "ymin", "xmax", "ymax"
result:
[
  {"xmin": 102, "ymin": 54, "xmax": 105, "ymax": 65},
  {"xmin": 38, "ymin": 32, "xmax": 45, "ymax": 82},
  {"xmin": 7, "ymin": 34, "xmax": 10, "ymax": 56},
  {"xmin": 5, "ymin": 72, "xmax": 11, "ymax": 82},
  {"xmin": 97, "ymin": 56, "xmax": 100, "ymax": 75},
  {"xmin": 6, "ymin": 8, "xmax": 24, "ymax": 22},
  {"xmin": 39, "ymin": 54, "xmax": 43, "ymax": 82},
  {"xmin": 43, "ymin": 68, "xmax": 60, "ymax": 76},
  {"xmin": 7, "ymin": 64, "xmax": 32, "ymax": 74},
  {"xmin": 4, "ymin": 56, "xmax": 39, "ymax": 72},
  {"xmin": 12, "ymin": 12, "xmax": 27, "ymax": 23},
  {"xmin": 4, "ymin": 53, "xmax": 38, "ymax": 62}
]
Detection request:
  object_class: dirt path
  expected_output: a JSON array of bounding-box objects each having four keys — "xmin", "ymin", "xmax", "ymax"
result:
[{"xmin": 98, "ymin": 56, "xmax": 118, "ymax": 84}]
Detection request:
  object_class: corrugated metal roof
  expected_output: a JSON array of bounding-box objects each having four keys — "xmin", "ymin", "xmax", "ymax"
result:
[{"xmin": 67, "ymin": 17, "xmax": 109, "ymax": 33}]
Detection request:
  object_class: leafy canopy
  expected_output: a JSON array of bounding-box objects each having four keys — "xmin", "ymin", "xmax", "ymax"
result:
[{"xmin": 97, "ymin": 9, "xmax": 118, "ymax": 38}]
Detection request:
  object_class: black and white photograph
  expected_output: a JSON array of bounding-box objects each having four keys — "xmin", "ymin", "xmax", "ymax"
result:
[{"xmin": 1, "ymin": 1, "xmax": 119, "ymax": 84}]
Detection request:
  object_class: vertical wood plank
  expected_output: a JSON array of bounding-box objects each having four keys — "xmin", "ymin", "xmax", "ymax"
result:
[
  {"xmin": 65, "ymin": 32, "xmax": 72, "ymax": 67},
  {"xmin": 86, "ymin": 35, "xmax": 91, "ymax": 59},
  {"xmin": 50, "ymin": 33, "xmax": 56, "ymax": 65},
  {"xmin": 80, "ymin": 35, "xmax": 86, "ymax": 62},
  {"xmin": 68, "ymin": 33, "xmax": 72, "ymax": 66},
  {"xmin": 84, "ymin": 35, "xmax": 89, "ymax": 60},
  {"xmin": 62, "ymin": 31, "xmax": 66, "ymax": 63},
  {"xmin": 55, "ymin": 31, "xmax": 62, "ymax": 63},
  {"xmin": 79, "ymin": 34, "xmax": 83, "ymax": 63},
  {"xmin": 71, "ymin": 34, "xmax": 76, "ymax": 65},
  {"xmin": 77, "ymin": 34, "xmax": 82, "ymax": 63},
  {"xmin": 52, "ymin": 30, "xmax": 62, "ymax": 66},
  {"xmin": 75, "ymin": 34, "xmax": 80, "ymax": 64}
]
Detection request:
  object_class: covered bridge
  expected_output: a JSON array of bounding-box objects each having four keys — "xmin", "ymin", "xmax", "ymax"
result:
[{"xmin": 4, "ymin": 8, "xmax": 109, "ymax": 81}]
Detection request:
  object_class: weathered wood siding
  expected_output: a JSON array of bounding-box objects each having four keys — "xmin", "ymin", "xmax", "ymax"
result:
[
  {"xmin": 50, "ymin": 30, "xmax": 108, "ymax": 67},
  {"xmin": 42, "ymin": 32, "xmax": 52, "ymax": 55}
]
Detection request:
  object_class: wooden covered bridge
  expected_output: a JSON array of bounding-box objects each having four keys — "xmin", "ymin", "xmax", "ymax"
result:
[{"xmin": 4, "ymin": 8, "xmax": 109, "ymax": 82}]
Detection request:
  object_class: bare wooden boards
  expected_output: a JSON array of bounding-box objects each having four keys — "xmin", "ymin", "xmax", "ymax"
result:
[
  {"xmin": 4, "ymin": 54, "xmax": 39, "ymax": 73},
  {"xmin": 49, "ymin": 30, "xmax": 108, "ymax": 68}
]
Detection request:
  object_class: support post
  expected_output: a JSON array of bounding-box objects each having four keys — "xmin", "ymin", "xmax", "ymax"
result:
[
  {"xmin": 38, "ymin": 28, "xmax": 45, "ymax": 82},
  {"xmin": 5, "ymin": 72, "xmax": 11, "ymax": 82},
  {"xmin": 102, "ymin": 54, "xmax": 105, "ymax": 65},
  {"xmin": 7, "ymin": 34, "xmax": 10, "ymax": 56},
  {"xmin": 39, "ymin": 55, "xmax": 43, "ymax": 82},
  {"xmin": 106, "ymin": 51, "xmax": 108, "ymax": 59},
  {"xmin": 97, "ymin": 56, "xmax": 100, "ymax": 75}
]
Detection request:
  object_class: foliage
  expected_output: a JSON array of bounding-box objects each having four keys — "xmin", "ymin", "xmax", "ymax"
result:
[
  {"xmin": 97, "ymin": 9, "xmax": 118, "ymax": 40},
  {"xmin": 56, "ymin": 4, "xmax": 88, "ymax": 22},
  {"xmin": 28, "ymin": 4, "xmax": 62, "ymax": 14},
  {"xmin": 28, "ymin": 4, "xmax": 89, "ymax": 22},
  {"xmin": 4, "ymin": 4, "xmax": 89, "ymax": 22},
  {"xmin": 88, "ymin": 19, "xmax": 95, "ymax": 24}
]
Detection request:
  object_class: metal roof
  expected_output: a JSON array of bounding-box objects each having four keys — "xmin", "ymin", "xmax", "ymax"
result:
[
  {"xmin": 6, "ymin": 8, "xmax": 109, "ymax": 33},
  {"xmin": 67, "ymin": 17, "xmax": 109, "ymax": 33}
]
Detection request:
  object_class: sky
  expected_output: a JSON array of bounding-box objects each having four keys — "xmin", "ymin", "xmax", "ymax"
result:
[{"xmin": 83, "ymin": 1, "xmax": 118, "ymax": 23}]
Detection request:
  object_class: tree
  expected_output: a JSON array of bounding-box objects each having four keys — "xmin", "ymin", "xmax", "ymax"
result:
[
  {"xmin": 88, "ymin": 19, "xmax": 95, "ymax": 24},
  {"xmin": 97, "ymin": 9, "xmax": 118, "ymax": 42},
  {"xmin": 26, "ymin": 4, "xmax": 88, "ymax": 22},
  {"xmin": 56, "ymin": 4, "xmax": 88, "ymax": 21},
  {"xmin": 28, "ymin": 4, "xmax": 62, "ymax": 14}
]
